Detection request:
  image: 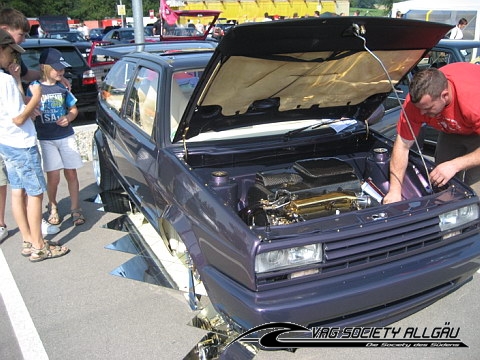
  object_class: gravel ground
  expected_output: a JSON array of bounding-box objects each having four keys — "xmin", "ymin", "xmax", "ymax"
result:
[{"xmin": 74, "ymin": 124, "xmax": 97, "ymax": 162}]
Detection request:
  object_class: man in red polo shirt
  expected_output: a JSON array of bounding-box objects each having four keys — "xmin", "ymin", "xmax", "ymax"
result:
[{"xmin": 384, "ymin": 62, "xmax": 480, "ymax": 203}]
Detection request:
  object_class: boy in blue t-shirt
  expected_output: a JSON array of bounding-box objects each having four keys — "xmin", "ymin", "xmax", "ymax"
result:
[{"xmin": 28, "ymin": 48, "xmax": 85, "ymax": 226}]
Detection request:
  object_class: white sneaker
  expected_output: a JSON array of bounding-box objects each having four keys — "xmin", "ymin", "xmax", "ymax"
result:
[
  {"xmin": 41, "ymin": 219, "xmax": 60, "ymax": 235},
  {"xmin": 0, "ymin": 226, "xmax": 7, "ymax": 241}
]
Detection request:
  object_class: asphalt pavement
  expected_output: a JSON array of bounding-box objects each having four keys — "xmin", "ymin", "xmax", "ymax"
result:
[{"xmin": 0, "ymin": 127, "xmax": 480, "ymax": 360}]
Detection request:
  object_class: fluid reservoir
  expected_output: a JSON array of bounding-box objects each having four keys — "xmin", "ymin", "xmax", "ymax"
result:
[
  {"xmin": 365, "ymin": 147, "xmax": 390, "ymax": 195},
  {"xmin": 210, "ymin": 171, "xmax": 239, "ymax": 209}
]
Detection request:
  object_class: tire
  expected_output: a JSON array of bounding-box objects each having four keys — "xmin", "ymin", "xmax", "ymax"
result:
[{"xmin": 92, "ymin": 136, "xmax": 121, "ymax": 191}]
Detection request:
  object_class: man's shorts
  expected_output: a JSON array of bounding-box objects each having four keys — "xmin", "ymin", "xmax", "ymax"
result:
[
  {"xmin": 0, "ymin": 144, "xmax": 46, "ymax": 196},
  {"xmin": 0, "ymin": 155, "xmax": 7, "ymax": 186},
  {"xmin": 39, "ymin": 135, "xmax": 83, "ymax": 172}
]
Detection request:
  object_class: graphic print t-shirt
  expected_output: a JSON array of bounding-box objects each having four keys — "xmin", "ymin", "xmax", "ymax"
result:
[{"xmin": 28, "ymin": 80, "xmax": 77, "ymax": 140}]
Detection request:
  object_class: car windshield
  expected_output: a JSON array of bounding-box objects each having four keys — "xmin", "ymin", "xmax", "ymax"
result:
[
  {"xmin": 186, "ymin": 119, "xmax": 360, "ymax": 142},
  {"xmin": 121, "ymin": 30, "xmax": 134, "ymax": 39},
  {"xmin": 21, "ymin": 47, "xmax": 85, "ymax": 69},
  {"xmin": 90, "ymin": 29, "xmax": 102, "ymax": 36},
  {"xmin": 144, "ymin": 27, "xmax": 153, "ymax": 36},
  {"xmin": 169, "ymin": 66, "xmax": 361, "ymax": 143},
  {"xmin": 50, "ymin": 32, "xmax": 86, "ymax": 42}
]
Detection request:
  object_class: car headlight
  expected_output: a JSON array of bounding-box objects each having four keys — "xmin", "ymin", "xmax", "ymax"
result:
[
  {"xmin": 255, "ymin": 244, "xmax": 322, "ymax": 273},
  {"xmin": 439, "ymin": 204, "xmax": 479, "ymax": 231}
]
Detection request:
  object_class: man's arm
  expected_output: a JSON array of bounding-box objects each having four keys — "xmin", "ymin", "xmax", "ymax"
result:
[
  {"xmin": 22, "ymin": 68, "xmax": 71, "ymax": 91},
  {"xmin": 383, "ymin": 135, "xmax": 414, "ymax": 204},
  {"xmin": 20, "ymin": 68, "xmax": 41, "ymax": 83},
  {"xmin": 7, "ymin": 62, "xmax": 24, "ymax": 96},
  {"xmin": 12, "ymin": 83, "xmax": 41, "ymax": 126},
  {"xmin": 430, "ymin": 146, "xmax": 480, "ymax": 187}
]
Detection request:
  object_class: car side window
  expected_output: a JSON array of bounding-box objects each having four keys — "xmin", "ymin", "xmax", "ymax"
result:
[
  {"xmin": 100, "ymin": 60, "xmax": 136, "ymax": 114},
  {"xmin": 428, "ymin": 50, "xmax": 451, "ymax": 69},
  {"xmin": 170, "ymin": 70, "xmax": 202, "ymax": 141},
  {"xmin": 125, "ymin": 67, "xmax": 159, "ymax": 135}
]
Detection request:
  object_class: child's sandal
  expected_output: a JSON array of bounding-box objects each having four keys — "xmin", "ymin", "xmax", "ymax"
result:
[
  {"xmin": 47, "ymin": 204, "xmax": 61, "ymax": 225},
  {"xmin": 29, "ymin": 242, "xmax": 69, "ymax": 262},
  {"xmin": 21, "ymin": 241, "xmax": 32, "ymax": 257},
  {"xmin": 71, "ymin": 208, "xmax": 85, "ymax": 226},
  {"xmin": 22, "ymin": 240, "xmax": 57, "ymax": 256}
]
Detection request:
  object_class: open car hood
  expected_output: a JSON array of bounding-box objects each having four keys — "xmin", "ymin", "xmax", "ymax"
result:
[
  {"xmin": 174, "ymin": 17, "xmax": 451, "ymax": 142},
  {"xmin": 38, "ymin": 15, "xmax": 70, "ymax": 34}
]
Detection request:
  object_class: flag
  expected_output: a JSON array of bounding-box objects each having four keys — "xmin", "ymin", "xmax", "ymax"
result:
[{"xmin": 160, "ymin": 0, "xmax": 178, "ymax": 26}]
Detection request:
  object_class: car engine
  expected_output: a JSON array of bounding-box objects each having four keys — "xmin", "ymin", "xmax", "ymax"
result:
[
  {"xmin": 209, "ymin": 148, "xmax": 393, "ymax": 227},
  {"xmin": 240, "ymin": 157, "xmax": 378, "ymax": 226}
]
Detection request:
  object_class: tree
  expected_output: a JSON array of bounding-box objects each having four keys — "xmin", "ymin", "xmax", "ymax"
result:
[
  {"xmin": 380, "ymin": 0, "xmax": 395, "ymax": 15},
  {"xmin": 0, "ymin": 0, "xmax": 41, "ymax": 16},
  {"xmin": 356, "ymin": 0, "xmax": 377, "ymax": 9},
  {"xmin": 0, "ymin": 0, "xmax": 161, "ymax": 20}
]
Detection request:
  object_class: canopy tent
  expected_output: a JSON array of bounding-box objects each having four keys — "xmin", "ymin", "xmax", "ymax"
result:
[{"xmin": 392, "ymin": 0, "xmax": 480, "ymax": 41}]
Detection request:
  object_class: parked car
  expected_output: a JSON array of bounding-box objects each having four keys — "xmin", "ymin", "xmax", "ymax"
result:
[
  {"xmin": 144, "ymin": 10, "xmax": 221, "ymax": 43},
  {"xmin": 87, "ymin": 40, "xmax": 218, "ymax": 87},
  {"xmin": 102, "ymin": 28, "xmax": 152, "ymax": 44},
  {"xmin": 426, "ymin": 38, "xmax": 480, "ymax": 66},
  {"xmin": 21, "ymin": 38, "xmax": 98, "ymax": 118},
  {"xmin": 89, "ymin": 27, "xmax": 104, "ymax": 41},
  {"xmin": 144, "ymin": 24, "xmax": 154, "ymax": 36},
  {"xmin": 211, "ymin": 21, "xmax": 236, "ymax": 41},
  {"xmin": 373, "ymin": 38, "xmax": 480, "ymax": 155},
  {"xmin": 93, "ymin": 17, "xmax": 480, "ymax": 332},
  {"xmin": 45, "ymin": 30, "xmax": 92, "ymax": 57},
  {"xmin": 102, "ymin": 28, "xmax": 135, "ymax": 44}
]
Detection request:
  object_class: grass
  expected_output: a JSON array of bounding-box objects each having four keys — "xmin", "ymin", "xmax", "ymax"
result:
[{"xmin": 350, "ymin": 8, "xmax": 388, "ymax": 17}]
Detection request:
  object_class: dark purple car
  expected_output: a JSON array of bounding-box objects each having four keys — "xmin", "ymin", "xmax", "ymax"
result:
[{"xmin": 93, "ymin": 17, "xmax": 480, "ymax": 332}]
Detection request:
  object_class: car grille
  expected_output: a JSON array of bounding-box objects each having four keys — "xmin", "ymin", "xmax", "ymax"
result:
[
  {"xmin": 323, "ymin": 217, "xmax": 441, "ymax": 269},
  {"xmin": 257, "ymin": 215, "xmax": 479, "ymax": 286}
]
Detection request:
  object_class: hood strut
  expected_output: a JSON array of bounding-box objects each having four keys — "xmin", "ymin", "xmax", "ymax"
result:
[
  {"xmin": 183, "ymin": 127, "xmax": 189, "ymax": 161},
  {"xmin": 354, "ymin": 25, "xmax": 434, "ymax": 193}
]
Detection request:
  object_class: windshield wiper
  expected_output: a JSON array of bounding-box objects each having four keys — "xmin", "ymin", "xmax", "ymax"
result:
[{"xmin": 283, "ymin": 119, "xmax": 355, "ymax": 141}]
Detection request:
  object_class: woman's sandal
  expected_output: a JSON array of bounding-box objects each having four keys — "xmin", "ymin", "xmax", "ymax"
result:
[
  {"xmin": 47, "ymin": 204, "xmax": 61, "ymax": 225},
  {"xmin": 71, "ymin": 208, "xmax": 85, "ymax": 226},
  {"xmin": 29, "ymin": 242, "xmax": 69, "ymax": 262}
]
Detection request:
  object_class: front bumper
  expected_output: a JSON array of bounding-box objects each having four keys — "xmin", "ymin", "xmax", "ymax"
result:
[{"xmin": 202, "ymin": 233, "xmax": 480, "ymax": 331}]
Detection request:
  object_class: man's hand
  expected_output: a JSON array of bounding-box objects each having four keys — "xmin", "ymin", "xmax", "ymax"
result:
[
  {"xmin": 60, "ymin": 76, "xmax": 71, "ymax": 91},
  {"xmin": 382, "ymin": 135, "xmax": 414, "ymax": 204},
  {"xmin": 429, "ymin": 161, "xmax": 459, "ymax": 187},
  {"xmin": 12, "ymin": 114, "xmax": 27, "ymax": 126},
  {"xmin": 382, "ymin": 190, "xmax": 402, "ymax": 204},
  {"xmin": 7, "ymin": 62, "xmax": 21, "ymax": 83}
]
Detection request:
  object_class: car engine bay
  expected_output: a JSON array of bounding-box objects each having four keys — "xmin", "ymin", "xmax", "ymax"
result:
[{"xmin": 191, "ymin": 138, "xmax": 436, "ymax": 228}]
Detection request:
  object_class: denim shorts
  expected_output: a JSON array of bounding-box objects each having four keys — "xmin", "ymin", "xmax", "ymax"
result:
[
  {"xmin": 0, "ymin": 155, "xmax": 7, "ymax": 186},
  {"xmin": 0, "ymin": 144, "xmax": 47, "ymax": 196}
]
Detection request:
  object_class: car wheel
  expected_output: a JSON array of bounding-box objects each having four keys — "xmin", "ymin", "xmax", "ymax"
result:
[
  {"xmin": 161, "ymin": 220, "xmax": 205, "ymax": 309},
  {"xmin": 92, "ymin": 137, "xmax": 120, "ymax": 191}
]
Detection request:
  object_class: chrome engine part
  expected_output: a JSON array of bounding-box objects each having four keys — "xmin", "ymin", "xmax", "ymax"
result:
[{"xmin": 239, "ymin": 157, "xmax": 377, "ymax": 226}]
